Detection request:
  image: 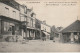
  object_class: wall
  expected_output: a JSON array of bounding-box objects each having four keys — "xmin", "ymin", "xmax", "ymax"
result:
[
  {"xmin": 30, "ymin": 19, "xmax": 33, "ymax": 27},
  {"xmin": 19, "ymin": 6, "xmax": 25, "ymax": 15},
  {"xmin": 41, "ymin": 23, "xmax": 50, "ymax": 32},
  {"xmin": 27, "ymin": 17, "xmax": 35, "ymax": 28},
  {"xmin": 33, "ymin": 18, "xmax": 35, "ymax": 28},
  {"xmin": 27, "ymin": 10, "xmax": 33, "ymax": 17},
  {"xmin": 19, "ymin": 5, "xmax": 27, "ymax": 22},
  {"xmin": 0, "ymin": 2, "xmax": 20, "ymax": 20},
  {"xmin": 41, "ymin": 24, "xmax": 45, "ymax": 31},
  {"xmin": 46, "ymin": 26, "xmax": 50, "ymax": 33},
  {"xmin": 27, "ymin": 17, "xmax": 31, "ymax": 27},
  {"xmin": 35, "ymin": 19, "xmax": 41, "ymax": 29},
  {"xmin": 41, "ymin": 23, "xmax": 51, "ymax": 37},
  {"xmin": 27, "ymin": 30, "xmax": 29, "ymax": 37}
]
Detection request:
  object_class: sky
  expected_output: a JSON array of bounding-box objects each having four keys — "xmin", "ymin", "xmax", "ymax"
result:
[{"xmin": 15, "ymin": 0, "xmax": 80, "ymax": 28}]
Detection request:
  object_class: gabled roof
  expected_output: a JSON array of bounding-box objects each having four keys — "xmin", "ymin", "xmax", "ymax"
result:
[
  {"xmin": 61, "ymin": 20, "xmax": 80, "ymax": 32},
  {"xmin": 56, "ymin": 27, "xmax": 63, "ymax": 32}
]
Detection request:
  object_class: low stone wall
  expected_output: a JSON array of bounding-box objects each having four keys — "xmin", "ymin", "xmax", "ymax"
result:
[
  {"xmin": 2, "ymin": 35, "xmax": 16, "ymax": 42},
  {"xmin": 0, "ymin": 35, "xmax": 23, "ymax": 42}
]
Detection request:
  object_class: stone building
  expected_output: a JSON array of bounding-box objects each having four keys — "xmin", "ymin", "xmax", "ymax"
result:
[
  {"xmin": 0, "ymin": 0, "xmax": 51, "ymax": 41},
  {"xmin": 26, "ymin": 9, "xmax": 36, "ymax": 40},
  {"xmin": 35, "ymin": 19, "xmax": 41, "ymax": 39},
  {"xmin": 41, "ymin": 21, "xmax": 51, "ymax": 40},
  {"xmin": 0, "ymin": 0, "xmax": 21, "ymax": 42},
  {"xmin": 19, "ymin": 4, "xmax": 27, "ymax": 40}
]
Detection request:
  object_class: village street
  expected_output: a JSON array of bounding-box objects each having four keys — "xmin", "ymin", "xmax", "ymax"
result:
[{"xmin": 0, "ymin": 40, "xmax": 80, "ymax": 52}]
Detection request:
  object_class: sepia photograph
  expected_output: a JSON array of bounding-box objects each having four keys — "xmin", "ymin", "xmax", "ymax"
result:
[{"xmin": 0, "ymin": 0, "xmax": 80, "ymax": 52}]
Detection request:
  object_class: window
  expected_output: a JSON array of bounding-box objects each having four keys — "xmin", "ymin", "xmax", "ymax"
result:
[
  {"xmin": 24, "ymin": 7, "xmax": 27, "ymax": 14},
  {"xmin": 33, "ymin": 20, "xmax": 35, "ymax": 27},
  {"xmin": 4, "ymin": 22, "xmax": 13, "ymax": 35},
  {"xmin": 27, "ymin": 18, "xmax": 30, "ymax": 27},
  {"xmin": 30, "ymin": 19, "xmax": 33, "ymax": 27},
  {"xmin": 5, "ymin": 7, "xmax": 9, "ymax": 16},
  {"xmin": 8, "ymin": 27, "xmax": 12, "ymax": 31},
  {"xmin": 15, "ymin": 25, "xmax": 19, "ymax": 31},
  {"xmin": 13, "ymin": 11, "xmax": 16, "ymax": 18},
  {"xmin": 4, "ymin": 22, "xmax": 10, "ymax": 31},
  {"xmin": 32, "ymin": 19, "xmax": 33, "ymax": 27},
  {"xmin": 3, "ymin": 21, "xmax": 21, "ymax": 35}
]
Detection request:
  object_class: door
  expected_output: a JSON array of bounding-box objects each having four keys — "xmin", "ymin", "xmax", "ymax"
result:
[{"xmin": 12, "ymin": 26, "xmax": 15, "ymax": 35}]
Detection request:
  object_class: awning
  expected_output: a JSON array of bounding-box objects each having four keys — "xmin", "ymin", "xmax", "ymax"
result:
[
  {"xmin": 42, "ymin": 31, "xmax": 50, "ymax": 35},
  {"xmin": 27, "ymin": 27, "xmax": 36, "ymax": 30},
  {"xmin": 0, "ymin": 16, "xmax": 21, "ymax": 23}
]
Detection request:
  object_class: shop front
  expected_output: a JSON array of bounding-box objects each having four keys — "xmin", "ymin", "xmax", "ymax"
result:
[
  {"xmin": 0, "ymin": 16, "xmax": 21, "ymax": 42},
  {"xmin": 27, "ymin": 27, "xmax": 36, "ymax": 40},
  {"xmin": 42, "ymin": 31, "xmax": 50, "ymax": 41}
]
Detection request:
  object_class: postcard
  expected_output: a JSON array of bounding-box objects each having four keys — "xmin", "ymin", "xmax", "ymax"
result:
[{"xmin": 0, "ymin": 0, "xmax": 80, "ymax": 52}]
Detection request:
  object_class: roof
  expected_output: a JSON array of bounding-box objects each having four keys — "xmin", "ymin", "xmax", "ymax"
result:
[
  {"xmin": 56, "ymin": 27, "xmax": 63, "ymax": 32},
  {"xmin": 0, "ymin": 0, "xmax": 20, "ymax": 10},
  {"xmin": 61, "ymin": 20, "xmax": 80, "ymax": 32}
]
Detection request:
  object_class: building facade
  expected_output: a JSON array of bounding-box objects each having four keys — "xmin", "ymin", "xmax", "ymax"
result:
[
  {"xmin": 0, "ymin": 0, "xmax": 51, "ymax": 41},
  {"xmin": 19, "ymin": 4, "xmax": 28, "ymax": 41},
  {"xmin": 0, "ymin": 0, "xmax": 21, "ymax": 42},
  {"xmin": 41, "ymin": 21, "xmax": 51, "ymax": 40},
  {"xmin": 26, "ymin": 9, "xmax": 36, "ymax": 40},
  {"xmin": 35, "ymin": 19, "xmax": 41, "ymax": 39},
  {"xmin": 60, "ymin": 20, "xmax": 80, "ymax": 43}
]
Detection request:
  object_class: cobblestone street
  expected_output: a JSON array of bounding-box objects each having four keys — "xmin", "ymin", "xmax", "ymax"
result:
[{"xmin": 0, "ymin": 40, "xmax": 80, "ymax": 52}]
